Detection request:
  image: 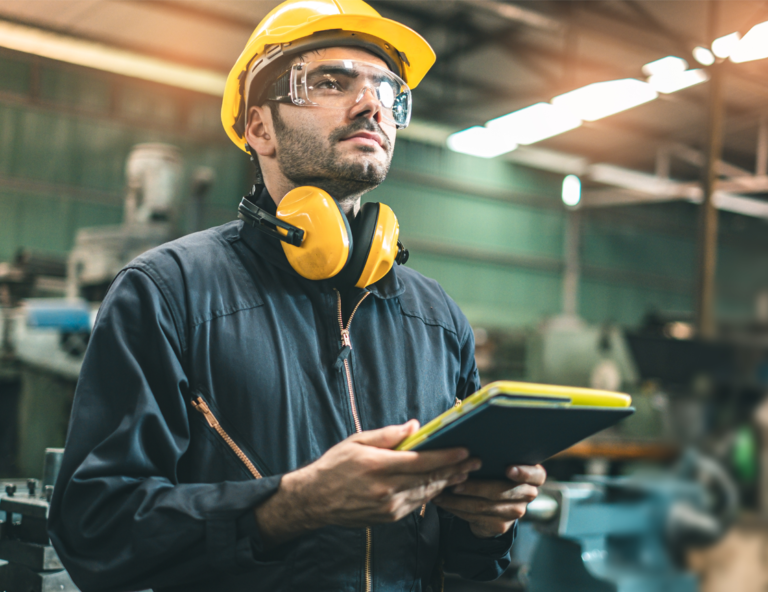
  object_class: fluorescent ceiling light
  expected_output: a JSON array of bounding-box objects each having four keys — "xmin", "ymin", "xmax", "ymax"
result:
[
  {"xmin": 561, "ymin": 175, "xmax": 581, "ymax": 206},
  {"xmin": 552, "ymin": 79, "xmax": 657, "ymax": 122},
  {"xmin": 730, "ymin": 21, "xmax": 768, "ymax": 63},
  {"xmin": 693, "ymin": 46, "xmax": 715, "ymax": 66},
  {"xmin": 446, "ymin": 126, "xmax": 518, "ymax": 159},
  {"xmin": 0, "ymin": 19, "xmax": 226, "ymax": 96},
  {"xmin": 711, "ymin": 32, "xmax": 740, "ymax": 59},
  {"xmin": 641, "ymin": 56, "xmax": 687, "ymax": 77},
  {"xmin": 486, "ymin": 103, "xmax": 581, "ymax": 145},
  {"xmin": 648, "ymin": 69, "xmax": 709, "ymax": 94}
]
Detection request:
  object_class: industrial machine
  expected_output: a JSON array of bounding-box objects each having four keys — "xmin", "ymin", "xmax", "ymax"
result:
[
  {"xmin": 0, "ymin": 448, "xmax": 78, "ymax": 592},
  {"xmin": 66, "ymin": 143, "xmax": 183, "ymax": 302},
  {"xmin": 512, "ymin": 451, "xmax": 736, "ymax": 592}
]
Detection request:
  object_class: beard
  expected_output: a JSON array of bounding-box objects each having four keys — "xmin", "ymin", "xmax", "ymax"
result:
[{"xmin": 272, "ymin": 109, "xmax": 393, "ymax": 204}]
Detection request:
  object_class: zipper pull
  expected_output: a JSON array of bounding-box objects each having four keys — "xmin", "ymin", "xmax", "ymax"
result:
[
  {"xmin": 334, "ymin": 330, "xmax": 352, "ymax": 371},
  {"xmin": 191, "ymin": 397, "xmax": 219, "ymax": 428}
]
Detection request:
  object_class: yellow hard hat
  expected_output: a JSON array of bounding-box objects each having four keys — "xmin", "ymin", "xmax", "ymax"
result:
[{"xmin": 222, "ymin": 0, "xmax": 436, "ymax": 151}]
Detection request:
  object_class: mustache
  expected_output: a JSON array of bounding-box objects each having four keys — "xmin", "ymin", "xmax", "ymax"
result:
[{"xmin": 330, "ymin": 119, "xmax": 392, "ymax": 152}]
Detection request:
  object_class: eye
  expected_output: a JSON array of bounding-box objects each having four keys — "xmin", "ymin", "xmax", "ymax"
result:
[{"xmin": 313, "ymin": 76, "xmax": 343, "ymax": 91}]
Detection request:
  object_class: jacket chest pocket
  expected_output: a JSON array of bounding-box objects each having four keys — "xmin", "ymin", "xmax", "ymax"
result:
[{"xmin": 187, "ymin": 392, "xmax": 271, "ymax": 480}]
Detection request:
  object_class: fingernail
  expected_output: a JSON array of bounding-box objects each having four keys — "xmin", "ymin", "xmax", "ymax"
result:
[
  {"xmin": 458, "ymin": 449, "xmax": 470, "ymax": 460},
  {"xmin": 453, "ymin": 484, "xmax": 465, "ymax": 494},
  {"xmin": 508, "ymin": 467, "xmax": 520, "ymax": 479},
  {"xmin": 471, "ymin": 460, "xmax": 482, "ymax": 471}
]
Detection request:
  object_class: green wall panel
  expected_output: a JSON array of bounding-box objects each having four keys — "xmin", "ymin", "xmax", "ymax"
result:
[
  {"xmin": 40, "ymin": 66, "xmax": 110, "ymax": 113},
  {"xmin": 0, "ymin": 56, "xmax": 30, "ymax": 96},
  {"xmin": 409, "ymin": 253, "xmax": 563, "ymax": 328}
]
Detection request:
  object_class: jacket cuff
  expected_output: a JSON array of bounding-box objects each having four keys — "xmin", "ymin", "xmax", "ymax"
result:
[
  {"xmin": 443, "ymin": 517, "xmax": 516, "ymax": 581},
  {"xmin": 233, "ymin": 475, "xmax": 297, "ymax": 566}
]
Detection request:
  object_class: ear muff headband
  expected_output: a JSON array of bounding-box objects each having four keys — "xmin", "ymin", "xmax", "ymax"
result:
[{"xmin": 277, "ymin": 186, "xmax": 352, "ymax": 281}]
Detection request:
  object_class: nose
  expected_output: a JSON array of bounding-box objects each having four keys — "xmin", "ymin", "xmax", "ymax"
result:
[{"xmin": 349, "ymin": 85, "xmax": 383, "ymax": 124}]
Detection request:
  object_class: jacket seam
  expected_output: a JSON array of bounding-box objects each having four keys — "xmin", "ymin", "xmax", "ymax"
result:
[
  {"xmin": 397, "ymin": 301, "xmax": 458, "ymax": 336},
  {"xmin": 124, "ymin": 265, "xmax": 188, "ymax": 353},
  {"xmin": 191, "ymin": 302, "xmax": 264, "ymax": 328}
]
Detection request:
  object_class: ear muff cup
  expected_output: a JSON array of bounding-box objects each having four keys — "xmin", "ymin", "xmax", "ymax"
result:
[{"xmin": 277, "ymin": 186, "xmax": 353, "ymax": 280}]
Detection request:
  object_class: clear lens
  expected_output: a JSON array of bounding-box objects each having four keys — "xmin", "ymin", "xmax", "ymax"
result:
[{"xmin": 292, "ymin": 60, "xmax": 411, "ymax": 128}]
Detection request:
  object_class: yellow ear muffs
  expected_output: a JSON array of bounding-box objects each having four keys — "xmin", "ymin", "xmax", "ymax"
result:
[
  {"xmin": 338, "ymin": 202, "xmax": 401, "ymax": 289},
  {"xmin": 276, "ymin": 186, "xmax": 352, "ymax": 280}
]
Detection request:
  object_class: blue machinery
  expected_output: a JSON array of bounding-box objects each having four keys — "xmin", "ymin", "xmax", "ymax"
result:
[{"xmin": 518, "ymin": 452, "xmax": 737, "ymax": 592}]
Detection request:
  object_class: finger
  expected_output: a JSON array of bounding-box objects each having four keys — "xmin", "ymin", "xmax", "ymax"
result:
[
  {"xmin": 445, "ymin": 510, "xmax": 515, "ymax": 538},
  {"xmin": 432, "ymin": 493, "xmax": 529, "ymax": 521},
  {"xmin": 506, "ymin": 464, "xmax": 547, "ymax": 486},
  {"xmin": 389, "ymin": 458, "xmax": 480, "ymax": 496},
  {"xmin": 375, "ymin": 448, "xmax": 473, "ymax": 474},
  {"xmin": 452, "ymin": 480, "xmax": 539, "ymax": 502},
  {"xmin": 352, "ymin": 420, "xmax": 421, "ymax": 450}
]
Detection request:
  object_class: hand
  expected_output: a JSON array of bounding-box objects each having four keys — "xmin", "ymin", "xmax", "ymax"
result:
[
  {"xmin": 254, "ymin": 421, "xmax": 481, "ymax": 545},
  {"xmin": 432, "ymin": 464, "xmax": 546, "ymax": 538}
]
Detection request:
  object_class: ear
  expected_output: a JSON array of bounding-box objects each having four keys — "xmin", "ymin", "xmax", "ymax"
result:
[{"xmin": 244, "ymin": 105, "xmax": 277, "ymax": 158}]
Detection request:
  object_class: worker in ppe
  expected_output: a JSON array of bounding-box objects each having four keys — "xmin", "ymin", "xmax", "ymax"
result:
[{"xmin": 48, "ymin": 1, "xmax": 546, "ymax": 590}]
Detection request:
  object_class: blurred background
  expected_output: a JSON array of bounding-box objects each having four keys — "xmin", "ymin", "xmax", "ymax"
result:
[{"xmin": 1, "ymin": 1, "xmax": 768, "ymax": 591}]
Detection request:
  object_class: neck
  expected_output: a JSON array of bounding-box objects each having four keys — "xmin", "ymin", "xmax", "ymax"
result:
[{"xmin": 264, "ymin": 176, "xmax": 363, "ymax": 217}]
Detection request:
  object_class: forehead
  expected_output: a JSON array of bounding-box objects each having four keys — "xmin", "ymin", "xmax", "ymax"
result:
[{"xmin": 303, "ymin": 46, "xmax": 390, "ymax": 71}]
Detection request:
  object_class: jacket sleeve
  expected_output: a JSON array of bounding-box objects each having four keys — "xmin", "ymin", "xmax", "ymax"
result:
[
  {"xmin": 439, "ymin": 317, "xmax": 515, "ymax": 580},
  {"xmin": 48, "ymin": 267, "xmax": 284, "ymax": 592}
]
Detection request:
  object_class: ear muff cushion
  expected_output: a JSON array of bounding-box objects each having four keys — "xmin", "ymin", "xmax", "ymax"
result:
[{"xmin": 338, "ymin": 202, "xmax": 380, "ymax": 288}]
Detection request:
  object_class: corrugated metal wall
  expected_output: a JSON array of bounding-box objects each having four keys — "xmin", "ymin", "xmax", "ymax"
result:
[{"xmin": 2, "ymin": 49, "xmax": 767, "ymax": 328}]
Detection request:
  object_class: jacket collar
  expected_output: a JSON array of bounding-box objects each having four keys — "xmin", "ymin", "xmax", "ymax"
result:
[{"xmin": 237, "ymin": 187, "xmax": 405, "ymax": 300}]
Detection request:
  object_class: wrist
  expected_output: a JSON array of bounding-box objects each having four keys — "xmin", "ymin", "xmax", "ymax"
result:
[
  {"xmin": 253, "ymin": 467, "xmax": 323, "ymax": 546},
  {"xmin": 280, "ymin": 466, "xmax": 326, "ymax": 530}
]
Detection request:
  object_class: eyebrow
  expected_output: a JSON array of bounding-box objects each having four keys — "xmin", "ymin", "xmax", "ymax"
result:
[{"xmin": 310, "ymin": 65, "xmax": 360, "ymax": 78}]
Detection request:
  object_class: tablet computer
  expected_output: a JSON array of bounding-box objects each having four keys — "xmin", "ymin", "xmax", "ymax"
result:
[{"xmin": 397, "ymin": 381, "xmax": 634, "ymax": 479}]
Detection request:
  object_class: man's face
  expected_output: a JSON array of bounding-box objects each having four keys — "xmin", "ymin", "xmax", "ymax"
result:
[{"xmin": 270, "ymin": 47, "xmax": 397, "ymax": 202}]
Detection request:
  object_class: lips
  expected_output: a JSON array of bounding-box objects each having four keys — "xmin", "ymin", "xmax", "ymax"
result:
[{"xmin": 341, "ymin": 131, "xmax": 383, "ymax": 147}]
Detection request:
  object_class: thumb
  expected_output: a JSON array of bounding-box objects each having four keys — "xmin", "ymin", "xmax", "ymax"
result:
[{"xmin": 353, "ymin": 420, "xmax": 421, "ymax": 450}]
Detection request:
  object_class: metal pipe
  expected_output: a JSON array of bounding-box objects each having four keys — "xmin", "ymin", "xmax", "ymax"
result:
[
  {"xmin": 757, "ymin": 114, "xmax": 768, "ymax": 177},
  {"xmin": 695, "ymin": 0, "xmax": 723, "ymax": 340}
]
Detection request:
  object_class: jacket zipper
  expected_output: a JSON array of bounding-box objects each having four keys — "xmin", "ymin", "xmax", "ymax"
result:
[
  {"xmin": 191, "ymin": 397, "xmax": 263, "ymax": 479},
  {"xmin": 335, "ymin": 289, "xmax": 373, "ymax": 592}
]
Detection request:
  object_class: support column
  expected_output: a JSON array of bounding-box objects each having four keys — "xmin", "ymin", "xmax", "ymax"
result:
[{"xmin": 696, "ymin": 0, "xmax": 724, "ymax": 339}]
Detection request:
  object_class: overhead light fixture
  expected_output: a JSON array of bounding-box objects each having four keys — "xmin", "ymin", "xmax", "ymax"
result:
[
  {"xmin": 551, "ymin": 79, "xmax": 658, "ymax": 122},
  {"xmin": 641, "ymin": 56, "xmax": 687, "ymax": 77},
  {"xmin": 485, "ymin": 103, "xmax": 581, "ymax": 145},
  {"xmin": 446, "ymin": 126, "xmax": 518, "ymax": 159},
  {"xmin": 711, "ymin": 32, "xmax": 740, "ymax": 59},
  {"xmin": 692, "ymin": 46, "xmax": 716, "ymax": 66},
  {"xmin": 730, "ymin": 21, "xmax": 768, "ymax": 63},
  {"xmin": 647, "ymin": 69, "xmax": 709, "ymax": 94},
  {"xmin": 561, "ymin": 175, "xmax": 581, "ymax": 207},
  {"xmin": 0, "ymin": 19, "xmax": 226, "ymax": 96}
]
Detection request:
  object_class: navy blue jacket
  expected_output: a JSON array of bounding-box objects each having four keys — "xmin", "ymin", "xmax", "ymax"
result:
[{"xmin": 48, "ymin": 190, "xmax": 514, "ymax": 592}]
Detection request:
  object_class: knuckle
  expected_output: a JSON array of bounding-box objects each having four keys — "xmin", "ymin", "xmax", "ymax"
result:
[{"xmin": 372, "ymin": 484, "xmax": 395, "ymax": 501}]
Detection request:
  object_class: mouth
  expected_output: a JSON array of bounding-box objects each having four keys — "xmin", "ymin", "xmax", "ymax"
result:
[{"xmin": 340, "ymin": 131, "xmax": 384, "ymax": 149}]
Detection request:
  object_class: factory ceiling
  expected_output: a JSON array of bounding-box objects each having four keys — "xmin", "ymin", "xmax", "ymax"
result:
[{"xmin": 0, "ymin": 0, "xmax": 767, "ymax": 180}]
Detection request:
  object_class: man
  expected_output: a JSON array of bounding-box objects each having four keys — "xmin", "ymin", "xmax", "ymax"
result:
[{"xmin": 48, "ymin": 1, "xmax": 546, "ymax": 591}]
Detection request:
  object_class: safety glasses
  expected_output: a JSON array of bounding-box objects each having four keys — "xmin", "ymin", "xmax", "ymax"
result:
[{"xmin": 268, "ymin": 59, "xmax": 412, "ymax": 129}]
